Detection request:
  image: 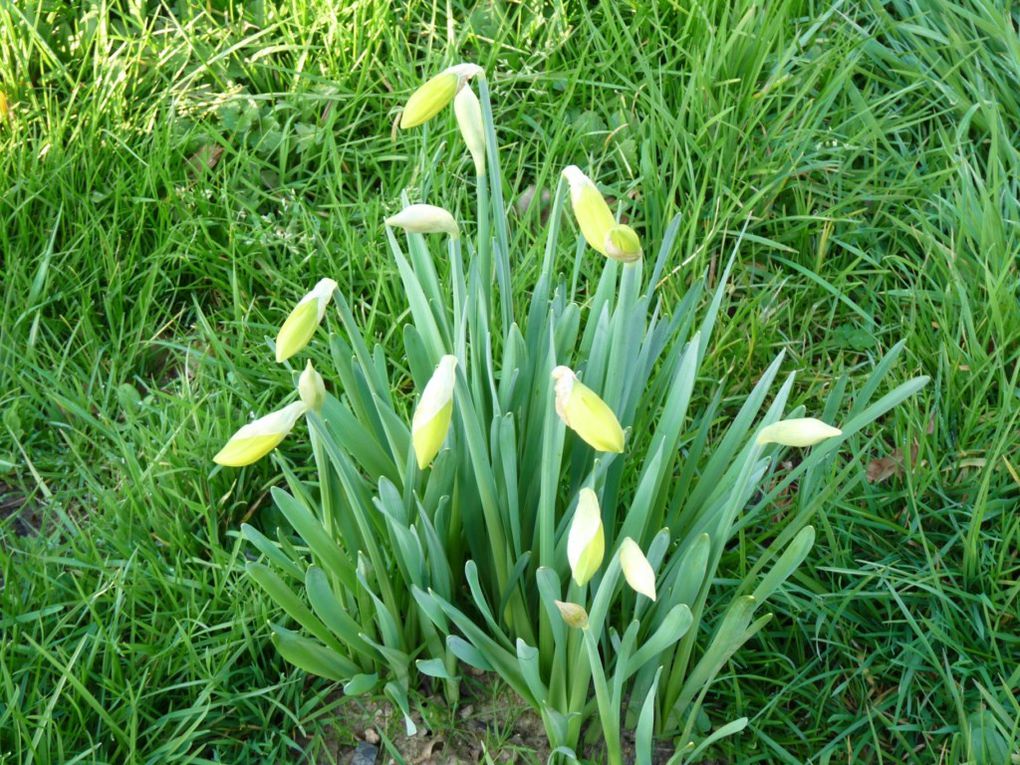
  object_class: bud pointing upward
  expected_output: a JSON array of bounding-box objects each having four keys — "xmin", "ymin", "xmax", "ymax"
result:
[
  {"xmin": 412, "ymin": 355, "xmax": 458, "ymax": 469},
  {"xmin": 619, "ymin": 538, "xmax": 656, "ymax": 601},
  {"xmin": 275, "ymin": 279, "xmax": 337, "ymax": 363},
  {"xmin": 567, "ymin": 489, "xmax": 605, "ymax": 586},
  {"xmin": 454, "ymin": 86, "xmax": 486, "ymax": 175}
]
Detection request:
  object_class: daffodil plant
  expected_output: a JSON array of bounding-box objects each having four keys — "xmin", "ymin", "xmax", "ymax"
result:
[{"xmin": 216, "ymin": 63, "xmax": 927, "ymax": 761}]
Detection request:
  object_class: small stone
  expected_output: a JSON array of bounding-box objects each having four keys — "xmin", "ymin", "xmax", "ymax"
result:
[
  {"xmin": 351, "ymin": 741, "xmax": 378, "ymax": 765},
  {"xmin": 363, "ymin": 728, "xmax": 380, "ymax": 744}
]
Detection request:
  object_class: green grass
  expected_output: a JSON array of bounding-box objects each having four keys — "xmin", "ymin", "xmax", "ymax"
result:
[{"xmin": 1, "ymin": 0, "xmax": 1017, "ymax": 762}]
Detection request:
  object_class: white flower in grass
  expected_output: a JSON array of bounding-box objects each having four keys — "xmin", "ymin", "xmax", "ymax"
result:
[
  {"xmin": 385, "ymin": 204, "xmax": 459, "ymax": 239},
  {"xmin": 756, "ymin": 418, "xmax": 842, "ymax": 447}
]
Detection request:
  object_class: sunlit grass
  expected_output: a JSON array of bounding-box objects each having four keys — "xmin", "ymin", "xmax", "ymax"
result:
[{"xmin": 0, "ymin": 0, "xmax": 1016, "ymax": 762}]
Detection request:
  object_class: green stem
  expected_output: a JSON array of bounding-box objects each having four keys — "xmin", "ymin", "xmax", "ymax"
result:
[{"xmin": 583, "ymin": 628, "xmax": 622, "ymax": 765}]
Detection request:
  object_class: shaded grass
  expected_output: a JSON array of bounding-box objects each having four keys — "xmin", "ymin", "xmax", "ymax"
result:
[{"xmin": 1, "ymin": 0, "xmax": 1017, "ymax": 762}]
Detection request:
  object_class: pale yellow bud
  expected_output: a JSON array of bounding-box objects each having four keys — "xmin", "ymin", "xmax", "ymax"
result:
[
  {"xmin": 454, "ymin": 86, "xmax": 486, "ymax": 175},
  {"xmin": 567, "ymin": 489, "xmax": 605, "ymax": 586},
  {"xmin": 604, "ymin": 224, "xmax": 642, "ymax": 263},
  {"xmin": 385, "ymin": 204, "xmax": 459, "ymax": 239},
  {"xmin": 214, "ymin": 401, "xmax": 307, "ymax": 467},
  {"xmin": 551, "ymin": 365, "xmax": 625, "ymax": 453},
  {"xmin": 275, "ymin": 278, "xmax": 337, "ymax": 363},
  {"xmin": 619, "ymin": 538, "xmax": 656, "ymax": 601},
  {"xmin": 756, "ymin": 418, "xmax": 842, "ymax": 447},
  {"xmin": 298, "ymin": 361, "xmax": 326, "ymax": 413},
  {"xmin": 400, "ymin": 63, "xmax": 484, "ymax": 130},
  {"xmin": 411, "ymin": 355, "xmax": 457, "ymax": 469},
  {"xmin": 554, "ymin": 600, "xmax": 589, "ymax": 630},
  {"xmin": 562, "ymin": 165, "xmax": 616, "ymax": 256}
]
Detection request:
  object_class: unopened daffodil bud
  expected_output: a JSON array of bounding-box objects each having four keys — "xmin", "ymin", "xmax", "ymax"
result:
[
  {"xmin": 412, "ymin": 355, "xmax": 457, "ymax": 469},
  {"xmin": 756, "ymin": 418, "xmax": 842, "ymax": 447},
  {"xmin": 385, "ymin": 204, "xmax": 459, "ymax": 239},
  {"xmin": 214, "ymin": 401, "xmax": 307, "ymax": 467},
  {"xmin": 554, "ymin": 600, "xmax": 589, "ymax": 630},
  {"xmin": 619, "ymin": 537, "xmax": 656, "ymax": 601},
  {"xmin": 604, "ymin": 223, "xmax": 642, "ymax": 263},
  {"xmin": 562, "ymin": 165, "xmax": 616, "ymax": 256},
  {"xmin": 454, "ymin": 86, "xmax": 486, "ymax": 175},
  {"xmin": 275, "ymin": 278, "xmax": 337, "ymax": 363},
  {"xmin": 567, "ymin": 488, "xmax": 605, "ymax": 586},
  {"xmin": 298, "ymin": 360, "xmax": 326, "ymax": 413},
  {"xmin": 399, "ymin": 63, "xmax": 484, "ymax": 130},
  {"xmin": 552, "ymin": 365, "xmax": 625, "ymax": 453}
]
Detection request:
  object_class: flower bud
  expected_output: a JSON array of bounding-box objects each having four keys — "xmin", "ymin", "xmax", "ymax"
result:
[
  {"xmin": 399, "ymin": 63, "xmax": 484, "ymax": 130},
  {"xmin": 619, "ymin": 538, "xmax": 656, "ymax": 601},
  {"xmin": 551, "ymin": 366, "xmax": 625, "ymax": 453},
  {"xmin": 412, "ymin": 355, "xmax": 457, "ymax": 469},
  {"xmin": 454, "ymin": 86, "xmax": 486, "ymax": 175},
  {"xmin": 756, "ymin": 417, "xmax": 842, "ymax": 447},
  {"xmin": 562, "ymin": 165, "xmax": 616, "ymax": 256},
  {"xmin": 385, "ymin": 204, "xmax": 459, "ymax": 239},
  {"xmin": 554, "ymin": 600, "xmax": 589, "ymax": 630},
  {"xmin": 567, "ymin": 489, "xmax": 605, "ymax": 586},
  {"xmin": 604, "ymin": 224, "xmax": 642, "ymax": 263},
  {"xmin": 298, "ymin": 360, "xmax": 326, "ymax": 413},
  {"xmin": 275, "ymin": 278, "xmax": 337, "ymax": 363},
  {"xmin": 214, "ymin": 401, "xmax": 307, "ymax": 467}
]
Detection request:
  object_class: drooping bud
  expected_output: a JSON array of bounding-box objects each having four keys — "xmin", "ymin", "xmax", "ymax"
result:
[
  {"xmin": 567, "ymin": 488, "xmax": 605, "ymax": 586},
  {"xmin": 554, "ymin": 600, "xmax": 589, "ymax": 630},
  {"xmin": 756, "ymin": 418, "xmax": 842, "ymax": 447},
  {"xmin": 551, "ymin": 366, "xmax": 625, "ymax": 453},
  {"xmin": 454, "ymin": 86, "xmax": 486, "ymax": 175},
  {"xmin": 399, "ymin": 63, "xmax": 484, "ymax": 130},
  {"xmin": 385, "ymin": 204, "xmax": 459, "ymax": 239},
  {"xmin": 411, "ymin": 355, "xmax": 458, "ymax": 469},
  {"xmin": 562, "ymin": 165, "xmax": 616, "ymax": 256},
  {"xmin": 275, "ymin": 278, "xmax": 338, "ymax": 363},
  {"xmin": 619, "ymin": 538, "xmax": 656, "ymax": 601},
  {"xmin": 213, "ymin": 401, "xmax": 307, "ymax": 467},
  {"xmin": 604, "ymin": 223, "xmax": 643, "ymax": 263},
  {"xmin": 298, "ymin": 360, "xmax": 326, "ymax": 413}
]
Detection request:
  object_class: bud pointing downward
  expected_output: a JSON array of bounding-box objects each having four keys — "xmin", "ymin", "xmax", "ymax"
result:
[
  {"xmin": 554, "ymin": 600, "xmax": 589, "ymax": 630},
  {"xmin": 412, "ymin": 355, "xmax": 458, "ymax": 469},
  {"xmin": 385, "ymin": 204, "xmax": 460, "ymax": 239},
  {"xmin": 400, "ymin": 63, "xmax": 484, "ymax": 130},
  {"xmin": 454, "ymin": 86, "xmax": 486, "ymax": 176},
  {"xmin": 275, "ymin": 278, "xmax": 338, "ymax": 363},
  {"xmin": 567, "ymin": 489, "xmax": 605, "ymax": 586},
  {"xmin": 562, "ymin": 165, "xmax": 616, "ymax": 257},
  {"xmin": 298, "ymin": 361, "xmax": 326, "ymax": 413},
  {"xmin": 552, "ymin": 366, "xmax": 625, "ymax": 453},
  {"xmin": 214, "ymin": 401, "xmax": 307, "ymax": 467},
  {"xmin": 619, "ymin": 538, "xmax": 656, "ymax": 601},
  {"xmin": 756, "ymin": 417, "xmax": 842, "ymax": 447},
  {"xmin": 604, "ymin": 224, "xmax": 643, "ymax": 263}
]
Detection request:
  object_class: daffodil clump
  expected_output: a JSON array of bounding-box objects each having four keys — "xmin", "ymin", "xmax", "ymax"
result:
[{"xmin": 216, "ymin": 63, "xmax": 927, "ymax": 761}]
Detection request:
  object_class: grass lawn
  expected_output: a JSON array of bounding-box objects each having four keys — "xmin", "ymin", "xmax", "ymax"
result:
[{"xmin": 1, "ymin": 0, "xmax": 1017, "ymax": 762}]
